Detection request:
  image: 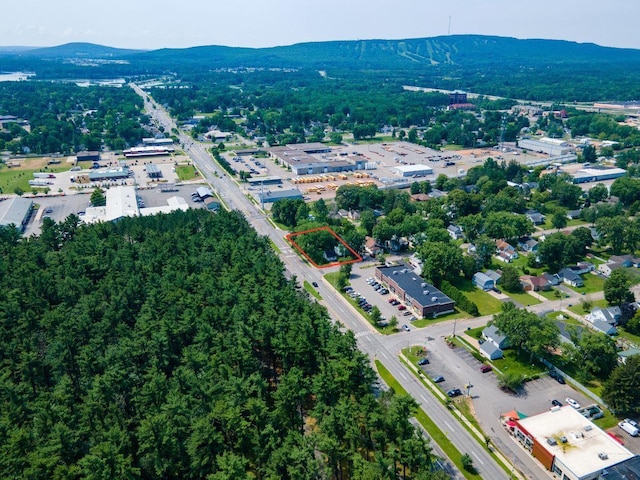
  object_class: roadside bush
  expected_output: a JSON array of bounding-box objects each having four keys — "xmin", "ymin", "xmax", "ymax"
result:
[
  {"xmin": 497, "ymin": 372, "xmax": 525, "ymax": 393},
  {"xmin": 441, "ymin": 281, "xmax": 480, "ymax": 316}
]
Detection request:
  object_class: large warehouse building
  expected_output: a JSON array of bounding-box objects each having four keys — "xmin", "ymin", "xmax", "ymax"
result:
[
  {"xmin": 374, "ymin": 265, "xmax": 454, "ymax": 318},
  {"xmin": 392, "ymin": 164, "xmax": 434, "ymax": 177},
  {"xmin": 267, "ymin": 143, "xmax": 370, "ymax": 176},
  {"xmin": 513, "ymin": 406, "xmax": 634, "ymax": 480},
  {"xmin": 571, "ymin": 167, "xmax": 627, "ymax": 184},
  {"xmin": 0, "ymin": 197, "xmax": 33, "ymax": 232},
  {"xmin": 519, "ymin": 137, "xmax": 573, "ymax": 156}
]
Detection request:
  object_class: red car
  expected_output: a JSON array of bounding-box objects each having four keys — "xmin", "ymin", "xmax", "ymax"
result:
[
  {"xmin": 480, "ymin": 365, "xmax": 492, "ymax": 373},
  {"xmin": 398, "ymin": 305, "xmax": 406, "ymax": 311}
]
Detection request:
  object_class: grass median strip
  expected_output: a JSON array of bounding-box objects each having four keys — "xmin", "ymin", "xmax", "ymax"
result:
[{"xmin": 375, "ymin": 360, "xmax": 483, "ymax": 480}]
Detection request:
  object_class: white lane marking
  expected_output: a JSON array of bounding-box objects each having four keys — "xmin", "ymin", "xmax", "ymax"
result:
[
  {"xmin": 379, "ymin": 351, "xmax": 388, "ymax": 359},
  {"xmin": 398, "ymin": 371, "xmax": 407, "ymax": 380},
  {"xmin": 473, "ymin": 452, "xmax": 484, "ymax": 465},
  {"xmin": 445, "ymin": 421, "xmax": 455, "ymax": 432},
  {"xmin": 421, "ymin": 394, "xmax": 429, "ymax": 404}
]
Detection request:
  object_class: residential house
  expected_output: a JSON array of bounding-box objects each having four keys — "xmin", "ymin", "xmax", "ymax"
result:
[
  {"xmin": 597, "ymin": 255, "xmax": 636, "ymax": 277},
  {"xmin": 566, "ymin": 209, "xmax": 582, "ymax": 220},
  {"xmin": 591, "ymin": 319, "xmax": 617, "ymax": 336},
  {"xmin": 447, "ymin": 224, "xmax": 464, "ymax": 240},
  {"xmin": 558, "ymin": 268, "xmax": 584, "ymax": 287},
  {"xmin": 485, "ymin": 270, "xmax": 502, "ymax": 285},
  {"xmin": 348, "ymin": 210, "xmax": 360, "ymax": 221},
  {"xmin": 364, "ymin": 236, "xmax": 382, "ymax": 257},
  {"xmin": 609, "ymin": 255, "xmax": 640, "ymax": 267},
  {"xmin": 518, "ymin": 236, "xmax": 539, "ymax": 253},
  {"xmin": 520, "ymin": 275, "xmax": 552, "ymax": 292},
  {"xmin": 482, "ymin": 324, "xmax": 510, "ymax": 349},
  {"xmin": 618, "ymin": 347, "xmax": 640, "ymax": 364},
  {"xmin": 543, "ymin": 272, "xmax": 561, "ymax": 286},
  {"xmin": 473, "ymin": 272, "xmax": 495, "ymax": 291},
  {"xmin": 574, "ymin": 262, "xmax": 595, "ymax": 274},
  {"xmin": 585, "ymin": 306, "xmax": 621, "ymax": 325},
  {"xmin": 480, "ymin": 341, "xmax": 504, "ymax": 360},
  {"xmin": 598, "ymin": 262, "xmax": 624, "ymax": 277},
  {"xmin": 526, "ymin": 210, "xmax": 545, "ymax": 225},
  {"xmin": 495, "ymin": 240, "xmax": 518, "ymax": 262},
  {"xmin": 323, "ymin": 250, "xmax": 337, "ymax": 262}
]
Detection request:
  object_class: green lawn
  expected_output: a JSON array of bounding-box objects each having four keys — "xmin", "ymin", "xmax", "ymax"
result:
[
  {"xmin": 453, "ymin": 278, "xmax": 504, "ymax": 316},
  {"xmin": 503, "ymin": 290, "xmax": 541, "ymax": 307},
  {"xmin": 175, "ymin": 164, "xmax": 199, "ymax": 180},
  {"xmin": 504, "ymin": 255, "xmax": 544, "ymax": 276},
  {"xmin": 618, "ymin": 327, "xmax": 640, "ymax": 346},
  {"xmin": 303, "ymin": 280, "xmax": 322, "ymax": 300},
  {"xmin": 0, "ymin": 164, "xmax": 70, "ymax": 194},
  {"xmin": 537, "ymin": 288, "xmax": 565, "ymax": 300},
  {"xmin": 568, "ymin": 273, "xmax": 605, "ymax": 295},
  {"xmin": 412, "ymin": 309, "xmax": 468, "ymax": 328},
  {"xmin": 568, "ymin": 299, "xmax": 607, "ymax": 316},
  {"xmin": 491, "ymin": 349, "xmax": 547, "ymax": 378},
  {"xmin": 375, "ymin": 361, "xmax": 483, "ymax": 480}
]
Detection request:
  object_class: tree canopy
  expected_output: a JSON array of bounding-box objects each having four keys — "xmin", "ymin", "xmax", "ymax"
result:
[{"xmin": 0, "ymin": 210, "xmax": 437, "ymax": 479}]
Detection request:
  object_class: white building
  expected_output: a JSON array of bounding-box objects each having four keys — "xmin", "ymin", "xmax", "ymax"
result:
[
  {"xmin": 519, "ymin": 138, "xmax": 573, "ymax": 156},
  {"xmin": 391, "ymin": 164, "xmax": 433, "ymax": 177},
  {"xmin": 513, "ymin": 406, "xmax": 634, "ymax": 480}
]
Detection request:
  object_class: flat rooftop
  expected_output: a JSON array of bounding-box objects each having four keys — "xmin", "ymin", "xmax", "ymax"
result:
[
  {"xmin": 377, "ymin": 265, "xmax": 453, "ymax": 307},
  {"xmin": 517, "ymin": 406, "xmax": 633, "ymax": 478}
]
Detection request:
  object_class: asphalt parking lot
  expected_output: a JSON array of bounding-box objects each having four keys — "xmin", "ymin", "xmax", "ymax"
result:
[
  {"xmin": 348, "ymin": 263, "xmax": 419, "ymax": 325},
  {"xmin": 22, "ymin": 185, "xmax": 206, "ymax": 237}
]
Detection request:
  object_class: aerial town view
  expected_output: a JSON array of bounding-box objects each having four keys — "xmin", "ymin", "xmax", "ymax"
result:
[{"xmin": 2, "ymin": 1, "xmax": 640, "ymax": 479}]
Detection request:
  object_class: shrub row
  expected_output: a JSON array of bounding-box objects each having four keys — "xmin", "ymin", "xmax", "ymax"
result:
[{"xmin": 441, "ymin": 280, "xmax": 480, "ymax": 316}]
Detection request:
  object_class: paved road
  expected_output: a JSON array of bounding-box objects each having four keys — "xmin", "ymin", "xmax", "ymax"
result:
[{"xmin": 134, "ymin": 84, "xmax": 630, "ymax": 479}]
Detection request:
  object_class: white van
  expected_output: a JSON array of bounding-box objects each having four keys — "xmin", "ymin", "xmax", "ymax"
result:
[{"xmin": 619, "ymin": 421, "xmax": 639, "ymax": 437}]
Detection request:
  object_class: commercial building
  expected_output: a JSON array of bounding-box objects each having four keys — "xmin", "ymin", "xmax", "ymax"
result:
[
  {"xmin": 142, "ymin": 137, "xmax": 174, "ymax": 147},
  {"xmin": 518, "ymin": 138, "xmax": 573, "ymax": 156},
  {"xmin": 0, "ymin": 197, "xmax": 33, "ymax": 232},
  {"xmin": 81, "ymin": 186, "xmax": 189, "ymax": 223},
  {"xmin": 391, "ymin": 165, "xmax": 434, "ymax": 177},
  {"xmin": 571, "ymin": 167, "xmax": 626, "ymax": 184},
  {"xmin": 374, "ymin": 265, "xmax": 454, "ymax": 318},
  {"xmin": 513, "ymin": 406, "xmax": 634, "ymax": 480},
  {"xmin": 267, "ymin": 143, "xmax": 370, "ymax": 176},
  {"xmin": 255, "ymin": 189, "xmax": 304, "ymax": 204},
  {"xmin": 123, "ymin": 146, "xmax": 174, "ymax": 158},
  {"xmin": 145, "ymin": 164, "xmax": 162, "ymax": 178}
]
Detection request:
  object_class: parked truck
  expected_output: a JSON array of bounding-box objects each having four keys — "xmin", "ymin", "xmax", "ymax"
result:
[{"xmin": 619, "ymin": 420, "xmax": 639, "ymax": 437}]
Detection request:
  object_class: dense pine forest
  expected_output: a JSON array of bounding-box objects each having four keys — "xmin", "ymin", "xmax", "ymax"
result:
[{"xmin": 0, "ymin": 210, "xmax": 441, "ymax": 480}]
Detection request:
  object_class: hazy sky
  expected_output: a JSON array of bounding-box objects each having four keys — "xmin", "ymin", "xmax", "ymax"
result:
[{"xmin": 2, "ymin": 0, "xmax": 638, "ymax": 50}]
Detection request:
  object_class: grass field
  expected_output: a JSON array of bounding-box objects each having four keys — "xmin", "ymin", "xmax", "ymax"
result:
[
  {"xmin": 503, "ymin": 290, "xmax": 541, "ymax": 306},
  {"xmin": 175, "ymin": 164, "xmax": 199, "ymax": 181},
  {"xmin": 568, "ymin": 273, "xmax": 606, "ymax": 295},
  {"xmin": 303, "ymin": 280, "xmax": 322, "ymax": 300},
  {"xmin": 491, "ymin": 349, "xmax": 547, "ymax": 378},
  {"xmin": 568, "ymin": 298, "xmax": 607, "ymax": 316},
  {"xmin": 453, "ymin": 278, "xmax": 504, "ymax": 316},
  {"xmin": 412, "ymin": 309, "xmax": 468, "ymax": 328},
  {"xmin": 0, "ymin": 161, "xmax": 70, "ymax": 194}
]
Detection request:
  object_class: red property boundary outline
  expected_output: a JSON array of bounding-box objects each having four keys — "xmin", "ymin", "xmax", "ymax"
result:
[{"xmin": 285, "ymin": 226, "xmax": 362, "ymax": 269}]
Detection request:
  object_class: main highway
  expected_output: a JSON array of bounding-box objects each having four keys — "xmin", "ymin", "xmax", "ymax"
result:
[{"xmin": 132, "ymin": 83, "xmax": 549, "ymax": 479}]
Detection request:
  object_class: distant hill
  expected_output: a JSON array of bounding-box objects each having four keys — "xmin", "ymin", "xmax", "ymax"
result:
[
  {"xmin": 4, "ymin": 35, "xmax": 639, "ymax": 69},
  {"xmin": 17, "ymin": 42, "xmax": 146, "ymax": 59},
  {"xmin": 128, "ymin": 35, "xmax": 640, "ymax": 69}
]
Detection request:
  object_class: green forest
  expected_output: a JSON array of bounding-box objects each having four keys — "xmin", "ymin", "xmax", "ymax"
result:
[
  {"xmin": 0, "ymin": 83, "xmax": 147, "ymax": 154},
  {"xmin": 0, "ymin": 210, "xmax": 441, "ymax": 480}
]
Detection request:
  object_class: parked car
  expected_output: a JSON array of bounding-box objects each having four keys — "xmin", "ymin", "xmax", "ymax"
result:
[
  {"xmin": 402, "ymin": 324, "xmax": 410, "ymax": 332},
  {"xmin": 447, "ymin": 388, "xmax": 462, "ymax": 398},
  {"xmin": 398, "ymin": 305, "xmax": 406, "ymax": 311},
  {"xmin": 551, "ymin": 399, "xmax": 563, "ymax": 407},
  {"xmin": 566, "ymin": 397, "xmax": 581, "ymax": 409},
  {"xmin": 403, "ymin": 311, "xmax": 412, "ymax": 316},
  {"xmin": 480, "ymin": 365, "xmax": 492, "ymax": 373},
  {"xmin": 619, "ymin": 420, "xmax": 639, "ymax": 437},
  {"xmin": 549, "ymin": 370, "xmax": 565, "ymax": 384},
  {"xmin": 417, "ymin": 358, "xmax": 430, "ymax": 366},
  {"xmin": 432, "ymin": 375, "xmax": 445, "ymax": 383},
  {"xmin": 312, "ymin": 281, "xmax": 318, "ymax": 287}
]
